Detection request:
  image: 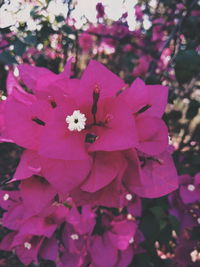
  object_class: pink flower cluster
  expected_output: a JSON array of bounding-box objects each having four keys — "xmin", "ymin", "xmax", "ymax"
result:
[
  {"xmin": 0, "ymin": 59, "xmax": 178, "ymax": 265},
  {"xmin": 78, "ymin": 23, "xmax": 131, "ymax": 54},
  {"xmin": 0, "ymin": 185, "xmax": 143, "ymax": 266},
  {"xmin": 168, "ymin": 173, "xmax": 200, "ymax": 266}
]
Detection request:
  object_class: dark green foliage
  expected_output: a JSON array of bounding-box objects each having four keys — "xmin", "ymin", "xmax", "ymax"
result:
[{"xmin": 175, "ymin": 50, "xmax": 200, "ymax": 84}]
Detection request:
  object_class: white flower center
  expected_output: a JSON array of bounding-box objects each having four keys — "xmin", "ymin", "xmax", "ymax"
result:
[
  {"xmin": 24, "ymin": 242, "xmax": 32, "ymax": 250},
  {"xmin": 187, "ymin": 184, "xmax": 195, "ymax": 192},
  {"xmin": 127, "ymin": 214, "xmax": 133, "ymax": 220},
  {"xmin": 70, "ymin": 234, "xmax": 79, "ymax": 240},
  {"xmin": 190, "ymin": 249, "xmax": 200, "ymax": 262},
  {"xmin": 168, "ymin": 135, "xmax": 173, "ymax": 145},
  {"xmin": 3, "ymin": 193, "xmax": 9, "ymax": 201},
  {"xmin": 66, "ymin": 110, "xmax": 87, "ymax": 132},
  {"xmin": 125, "ymin": 194, "xmax": 133, "ymax": 201},
  {"xmin": 1, "ymin": 95, "xmax": 7, "ymax": 101}
]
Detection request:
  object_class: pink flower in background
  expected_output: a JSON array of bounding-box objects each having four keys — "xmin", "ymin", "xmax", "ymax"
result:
[
  {"xmin": 168, "ymin": 173, "xmax": 200, "ymax": 266},
  {"xmin": 78, "ymin": 33, "xmax": 95, "ymax": 52},
  {"xmin": 179, "ymin": 173, "xmax": 200, "ymax": 205},
  {"xmin": 96, "ymin": 2, "xmax": 105, "ymax": 19},
  {"xmin": 132, "ymin": 55, "xmax": 152, "ymax": 77},
  {"xmin": 135, "ymin": 5, "xmax": 143, "ymax": 21}
]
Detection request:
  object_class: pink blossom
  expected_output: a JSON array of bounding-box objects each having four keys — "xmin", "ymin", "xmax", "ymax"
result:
[
  {"xmin": 78, "ymin": 33, "xmax": 94, "ymax": 52},
  {"xmin": 132, "ymin": 55, "xmax": 152, "ymax": 77},
  {"xmin": 135, "ymin": 5, "xmax": 143, "ymax": 20},
  {"xmin": 96, "ymin": 3, "xmax": 105, "ymax": 18},
  {"xmin": 2, "ymin": 59, "xmax": 178, "ymax": 201}
]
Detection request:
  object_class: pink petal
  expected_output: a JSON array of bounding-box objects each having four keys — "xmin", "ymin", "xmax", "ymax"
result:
[
  {"xmin": 40, "ymin": 236, "xmax": 58, "ymax": 261},
  {"xmin": 42, "ymin": 157, "xmax": 92, "ymax": 194},
  {"xmin": 89, "ymin": 98, "xmax": 138, "ymax": 152},
  {"xmin": 72, "ymin": 178, "xmax": 125, "ymax": 208},
  {"xmin": 20, "ymin": 176, "xmax": 56, "ymax": 215},
  {"xmin": 194, "ymin": 173, "xmax": 200, "ymax": 185},
  {"xmin": 59, "ymin": 252, "xmax": 83, "ymax": 267},
  {"xmin": 133, "ymin": 150, "xmax": 178, "ymax": 198},
  {"xmin": 0, "ymin": 232, "xmax": 16, "ymax": 251},
  {"xmin": 2, "ymin": 203, "xmax": 25, "ymax": 230},
  {"xmin": 81, "ymin": 151, "xmax": 127, "ymax": 193},
  {"xmin": 89, "ymin": 235, "xmax": 118, "ymax": 267},
  {"xmin": 18, "ymin": 64, "xmax": 53, "ymax": 91},
  {"xmin": 0, "ymin": 190, "xmax": 21, "ymax": 210},
  {"xmin": 136, "ymin": 115, "xmax": 168, "ymax": 155},
  {"xmin": 80, "ymin": 60, "xmax": 125, "ymax": 105},
  {"xmin": 179, "ymin": 186, "xmax": 200, "ymax": 204},
  {"xmin": 116, "ymin": 246, "xmax": 134, "ymax": 267},
  {"xmin": 15, "ymin": 236, "xmax": 44, "ymax": 266},
  {"xmin": 4, "ymin": 98, "xmax": 51, "ymax": 150},
  {"xmin": 14, "ymin": 150, "xmax": 92, "ymax": 194},
  {"xmin": 16, "ymin": 216, "xmax": 57, "ymax": 238},
  {"xmin": 14, "ymin": 150, "xmax": 42, "ymax": 181},
  {"xmin": 145, "ymin": 84, "xmax": 168, "ymax": 117},
  {"xmin": 39, "ymin": 104, "xmax": 89, "ymax": 160},
  {"xmin": 107, "ymin": 220, "xmax": 137, "ymax": 251},
  {"xmin": 123, "ymin": 149, "xmax": 143, "ymax": 191},
  {"xmin": 121, "ymin": 77, "xmax": 148, "ymax": 113}
]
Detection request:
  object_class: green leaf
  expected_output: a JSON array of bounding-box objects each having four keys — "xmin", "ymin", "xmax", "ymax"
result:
[
  {"xmin": 150, "ymin": 206, "xmax": 165, "ymax": 219},
  {"xmin": 0, "ymin": 51, "xmax": 17, "ymax": 64},
  {"xmin": 24, "ymin": 34, "xmax": 37, "ymax": 45},
  {"xmin": 140, "ymin": 213, "xmax": 160, "ymax": 242},
  {"xmin": 168, "ymin": 215, "xmax": 180, "ymax": 234},
  {"xmin": 13, "ymin": 38, "xmax": 26, "ymax": 56},
  {"xmin": 62, "ymin": 25, "xmax": 75, "ymax": 34},
  {"xmin": 55, "ymin": 15, "xmax": 65, "ymax": 23},
  {"xmin": 186, "ymin": 100, "xmax": 200, "ymax": 119},
  {"xmin": 175, "ymin": 50, "xmax": 200, "ymax": 84},
  {"xmin": 132, "ymin": 253, "xmax": 151, "ymax": 267}
]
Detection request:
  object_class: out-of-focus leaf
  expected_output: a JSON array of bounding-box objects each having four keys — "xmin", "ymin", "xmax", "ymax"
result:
[
  {"xmin": 175, "ymin": 50, "xmax": 200, "ymax": 84},
  {"xmin": 30, "ymin": 5, "xmax": 42, "ymax": 20},
  {"xmin": 168, "ymin": 215, "xmax": 180, "ymax": 234},
  {"xmin": 39, "ymin": 24, "xmax": 55, "ymax": 41},
  {"xmin": 186, "ymin": 99, "xmax": 200, "ymax": 119},
  {"xmin": 24, "ymin": 34, "xmax": 37, "ymax": 45},
  {"xmin": 13, "ymin": 38, "xmax": 26, "ymax": 56},
  {"xmin": 0, "ymin": 51, "xmax": 17, "ymax": 64},
  {"xmin": 190, "ymin": 226, "xmax": 200, "ymax": 241},
  {"xmin": 62, "ymin": 25, "xmax": 75, "ymax": 34},
  {"xmin": 145, "ymin": 74, "xmax": 160, "ymax": 84},
  {"xmin": 140, "ymin": 213, "xmax": 160, "ymax": 242},
  {"xmin": 182, "ymin": 16, "xmax": 200, "ymax": 40},
  {"xmin": 150, "ymin": 206, "xmax": 165, "ymax": 219},
  {"xmin": 55, "ymin": 15, "xmax": 65, "ymax": 23},
  {"xmin": 131, "ymin": 253, "xmax": 151, "ymax": 267}
]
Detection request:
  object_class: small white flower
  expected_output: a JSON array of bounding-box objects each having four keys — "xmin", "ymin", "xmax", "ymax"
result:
[
  {"xmin": 1, "ymin": 95, "xmax": 7, "ymax": 101},
  {"xmin": 66, "ymin": 110, "xmax": 87, "ymax": 132},
  {"xmin": 187, "ymin": 184, "xmax": 195, "ymax": 192},
  {"xmin": 3, "ymin": 193, "xmax": 9, "ymax": 201},
  {"xmin": 70, "ymin": 234, "xmax": 79, "ymax": 240},
  {"xmin": 190, "ymin": 249, "xmax": 200, "ymax": 262},
  {"xmin": 24, "ymin": 242, "xmax": 31, "ymax": 250},
  {"xmin": 127, "ymin": 214, "xmax": 133, "ymax": 220},
  {"xmin": 168, "ymin": 135, "xmax": 173, "ymax": 145},
  {"xmin": 125, "ymin": 194, "xmax": 133, "ymax": 201},
  {"xmin": 197, "ymin": 218, "xmax": 200, "ymax": 224},
  {"xmin": 129, "ymin": 237, "xmax": 134, "ymax": 244}
]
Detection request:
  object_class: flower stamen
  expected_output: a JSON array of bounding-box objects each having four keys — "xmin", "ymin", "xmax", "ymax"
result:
[{"xmin": 66, "ymin": 110, "xmax": 87, "ymax": 132}]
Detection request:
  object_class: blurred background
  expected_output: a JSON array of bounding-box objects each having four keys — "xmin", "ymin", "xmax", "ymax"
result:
[{"xmin": 0, "ymin": 0, "xmax": 200, "ymax": 266}]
